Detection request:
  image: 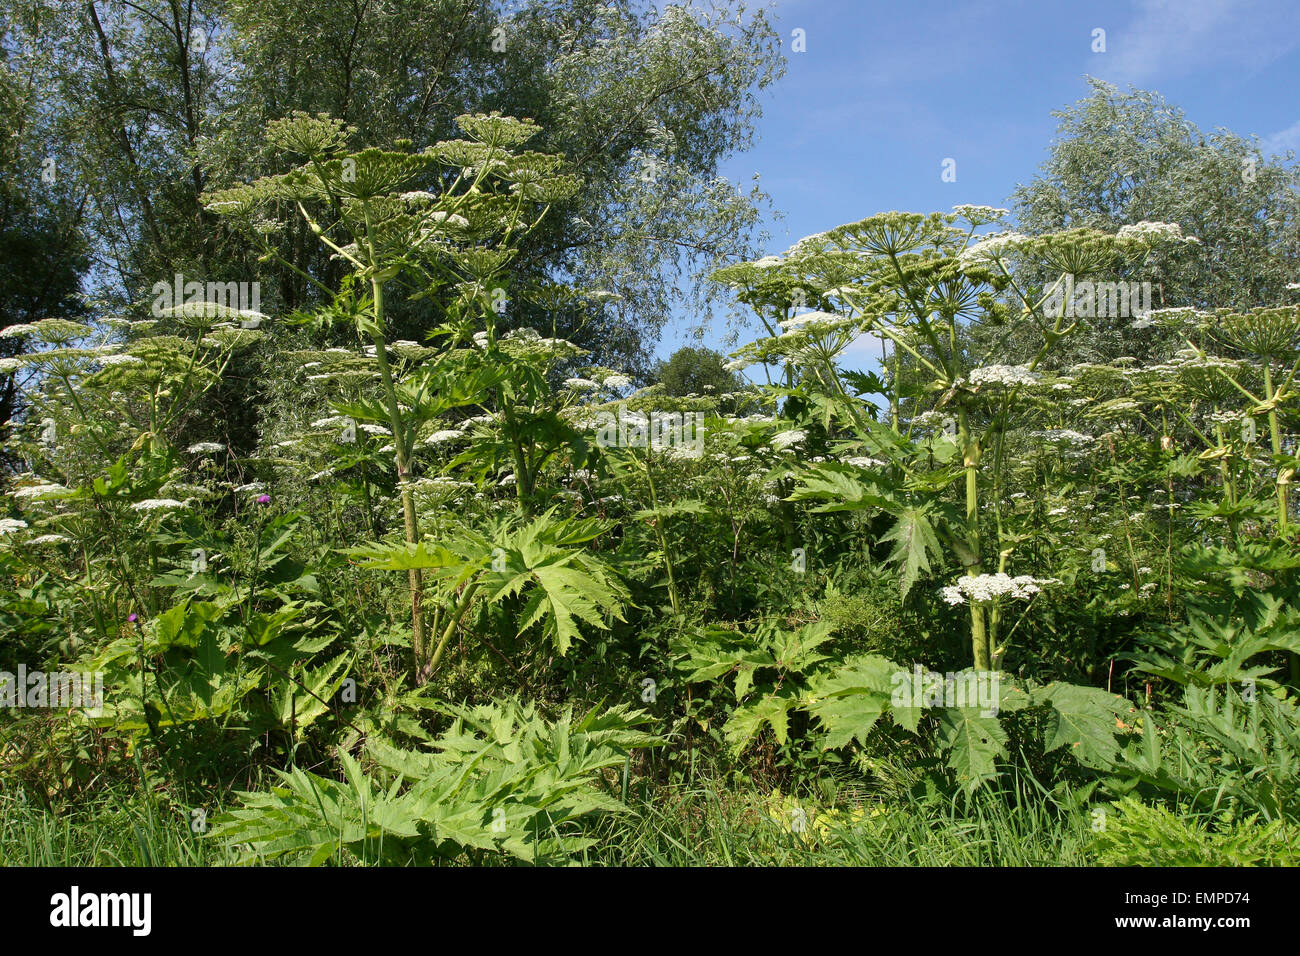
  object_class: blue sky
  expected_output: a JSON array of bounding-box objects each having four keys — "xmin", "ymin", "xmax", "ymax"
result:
[{"xmin": 653, "ymin": 0, "xmax": 1300, "ymax": 372}]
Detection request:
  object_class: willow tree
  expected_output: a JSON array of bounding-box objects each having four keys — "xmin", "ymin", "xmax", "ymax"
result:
[{"xmin": 1006, "ymin": 77, "xmax": 1300, "ymax": 369}]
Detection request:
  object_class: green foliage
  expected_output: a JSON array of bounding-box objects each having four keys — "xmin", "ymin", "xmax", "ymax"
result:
[
  {"xmin": 211, "ymin": 699, "xmax": 657, "ymax": 864},
  {"xmin": 1106, "ymin": 684, "xmax": 1300, "ymax": 824},
  {"xmin": 673, "ymin": 618, "xmax": 1132, "ymax": 789},
  {"xmin": 652, "ymin": 346, "xmax": 749, "ymax": 407},
  {"xmin": 349, "ymin": 509, "xmax": 627, "ymax": 658},
  {"xmin": 1091, "ymin": 797, "xmax": 1300, "ymax": 866},
  {"xmin": 2, "ymin": 48, "xmax": 1295, "ymax": 869}
]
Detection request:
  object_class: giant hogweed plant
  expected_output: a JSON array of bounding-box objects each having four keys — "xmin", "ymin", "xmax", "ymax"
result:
[
  {"xmin": 210, "ymin": 699, "xmax": 658, "ymax": 865},
  {"xmin": 671, "ymin": 618, "xmax": 1136, "ymax": 788},
  {"xmin": 713, "ymin": 208, "xmax": 1198, "ymax": 670},
  {"xmin": 1097, "ymin": 302, "xmax": 1300, "ymax": 535},
  {"xmin": 201, "ymin": 112, "xmax": 608, "ymax": 682},
  {"xmin": 1042, "ymin": 299, "xmax": 1300, "ymax": 682},
  {"xmin": 0, "ymin": 305, "xmax": 358, "ymax": 766},
  {"xmin": 0, "ymin": 309, "xmax": 265, "ymax": 640}
]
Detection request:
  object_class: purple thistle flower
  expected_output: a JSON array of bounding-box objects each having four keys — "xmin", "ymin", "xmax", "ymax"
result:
[
  {"xmin": 257, "ymin": 494, "xmax": 271, "ymax": 505},
  {"xmin": 128, "ymin": 613, "xmax": 138, "ymax": 623}
]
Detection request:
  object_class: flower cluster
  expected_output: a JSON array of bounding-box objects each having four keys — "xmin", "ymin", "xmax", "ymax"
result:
[
  {"xmin": 1030, "ymin": 429, "xmax": 1093, "ymax": 445},
  {"xmin": 958, "ymin": 231, "xmax": 1027, "ymax": 264},
  {"xmin": 1117, "ymin": 221, "xmax": 1197, "ymax": 244},
  {"xmin": 952, "ymin": 204, "xmax": 1008, "ymax": 225},
  {"xmin": 423, "ymin": 429, "xmax": 464, "ymax": 445},
  {"xmin": 941, "ymin": 573, "xmax": 1060, "ymax": 606},
  {"xmin": 10, "ymin": 482, "xmax": 68, "ymax": 499},
  {"xmin": 130, "ymin": 498, "xmax": 188, "ymax": 512},
  {"xmin": 966, "ymin": 364, "xmax": 1038, "ymax": 388}
]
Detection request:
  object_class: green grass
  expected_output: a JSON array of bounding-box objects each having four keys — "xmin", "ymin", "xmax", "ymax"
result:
[
  {"xmin": 0, "ymin": 786, "xmax": 235, "ymax": 866},
  {"xmin": 0, "ymin": 770, "xmax": 1096, "ymax": 866},
  {"xmin": 584, "ymin": 775, "xmax": 1096, "ymax": 866}
]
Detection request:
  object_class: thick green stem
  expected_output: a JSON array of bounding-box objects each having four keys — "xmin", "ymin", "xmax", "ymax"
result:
[
  {"xmin": 959, "ymin": 405, "xmax": 988, "ymax": 669},
  {"xmin": 1265, "ymin": 367, "xmax": 1299, "ymax": 685},
  {"xmin": 426, "ymin": 581, "xmax": 481, "ymax": 675},
  {"xmin": 1265, "ymin": 366, "xmax": 1290, "ymax": 531},
  {"xmin": 369, "ymin": 277, "xmax": 427, "ymax": 675},
  {"xmin": 500, "ymin": 400, "xmax": 535, "ymax": 514}
]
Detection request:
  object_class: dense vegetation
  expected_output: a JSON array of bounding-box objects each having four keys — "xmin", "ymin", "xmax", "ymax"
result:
[{"xmin": 2, "ymin": 3, "xmax": 1299, "ymax": 867}]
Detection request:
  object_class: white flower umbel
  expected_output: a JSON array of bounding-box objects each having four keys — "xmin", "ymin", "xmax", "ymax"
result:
[
  {"xmin": 130, "ymin": 498, "xmax": 188, "ymax": 512},
  {"xmin": 1117, "ymin": 221, "xmax": 1196, "ymax": 244},
  {"xmin": 601, "ymin": 373, "xmax": 632, "ymax": 390},
  {"xmin": 98, "ymin": 353, "xmax": 143, "ymax": 366},
  {"xmin": 940, "ymin": 573, "xmax": 1060, "ymax": 606},
  {"xmin": 563, "ymin": 377, "xmax": 601, "ymax": 390},
  {"xmin": 966, "ymin": 364, "xmax": 1039, "ymax": 388},
  {"xmin": 187, "ymin": 442, "xmax": 226, "ymax": 454},
  {"xmin": 779, "ymin": 310, "xmax": 839, "ymax": 330},
  {"xmin": 428, "ymin": 210, "xmax": 470, "ymax": 228},
  {"xmin": 423, "ymin": 430, "xmax": 463, "ymax": 445},
  {"xmin": 952, "ymin": 204, "xmax": 1008, "ymax": 224},
  {"xmin": 958, "ymin": 231, "xmax": 1027, "ymax": 265},
  {"xmin": 0, "ymin": 518, "xmax": 28, "ymax": 535},
  {"xmin": 1031, "ymin": 429, "xmax": 1094, "ymax": 445},
  {"xmin": 310, "ymin": 415, "xmax": 352, "ymax": 429},
  {"xmin": 10, "ymin": 482, "xmax": 68, "ymax": 499}
]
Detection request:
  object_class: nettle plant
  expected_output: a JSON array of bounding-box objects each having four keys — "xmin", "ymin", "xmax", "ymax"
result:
[
  {"xmin": 202, "ymin": 112, "xmax": 632, "ymax": 683},
  {"xmin": 715, "ymin": 208, "xmax": 1197, "ymax": 671}
]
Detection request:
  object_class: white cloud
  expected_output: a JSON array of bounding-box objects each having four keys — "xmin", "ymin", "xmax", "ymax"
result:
[
  {"xmin": 1097, "ymin": 0, "xmax": 1300, "ymax": 85},
  {"xmin": 837, "ymin": 332, "xmax": 887, "ymax": 374},
  {"xmin": 1261, "ymin": 118, "xmax": 1300, "ymax": 158}
]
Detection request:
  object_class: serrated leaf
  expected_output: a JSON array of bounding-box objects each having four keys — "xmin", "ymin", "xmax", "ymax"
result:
[
  {"xmin": 880, "ymin": 506, "xmax": 942, "ymax": 596},
  {"xmin": 806, "ymin": 694, "xmax": 888, "ymax": 749},
  {"xmin": 1033, "ymin": 682, "xmax": 1129, "ymax": 768},
  {"xmin": 937, "ymin": 708, "xmax": 1007, "ymax": 784}
]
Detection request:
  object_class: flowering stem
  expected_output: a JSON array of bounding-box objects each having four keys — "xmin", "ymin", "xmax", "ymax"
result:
[
  {"xmin": 1264, "ymin": 366, "xmax": 1289, "ymax": 531},
  {"xmin": 368, "ymin": 274, "xmax": 428, "ymax": 677},
  {"xmin": 958, "ymin": 404, "xmax": 989, "ymax": 669}
]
